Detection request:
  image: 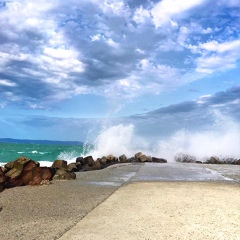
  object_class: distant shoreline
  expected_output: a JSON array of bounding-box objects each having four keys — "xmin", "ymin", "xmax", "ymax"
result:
[{"xmin": 0, "ymin": 138, "xmax": 84, "ymax": 146}]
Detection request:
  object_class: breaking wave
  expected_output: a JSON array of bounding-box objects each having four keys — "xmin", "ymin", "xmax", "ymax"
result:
[{"xmin": 86, "ymin": 113, "xmax": 240, "ymax": 162}]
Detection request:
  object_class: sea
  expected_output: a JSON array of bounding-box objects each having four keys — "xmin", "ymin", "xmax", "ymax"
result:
[{"xmin": 0, "ymin": 142, "xmax": 92, "ymax": 167}]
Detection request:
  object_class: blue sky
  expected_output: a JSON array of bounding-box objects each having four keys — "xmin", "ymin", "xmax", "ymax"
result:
[{"xmin": 0, "ymin": 0, "xmax": 240, "ymax": 141}]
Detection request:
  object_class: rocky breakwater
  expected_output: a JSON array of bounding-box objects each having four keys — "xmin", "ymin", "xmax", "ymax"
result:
[
  {"xmin": 0, "ymin": 152, "xmax": 168, "ymax": 192},
  {"xmin": 175, "ymin": 153, "xmax": 240, "ymax": 165}
]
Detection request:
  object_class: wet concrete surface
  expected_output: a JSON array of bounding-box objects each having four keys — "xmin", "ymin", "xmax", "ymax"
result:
[{"xmin": 77, "ymin": 162, "xmax": 240, "ymax": 187}]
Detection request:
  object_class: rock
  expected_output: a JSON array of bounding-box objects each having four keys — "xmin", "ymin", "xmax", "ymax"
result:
[
  {"xmin": 52, "ymin": 160, "xmax": 67, "ymax": 170},
  {"xmin": 83, "ymin": 156, "xmax": 95, "ymax": 166},
  {"xmin": 5, "ymin": 157, "xmax": 39, "ymax": 179},
  {"xmin": 119, "ymin": 154, "xmax": 128, "ymax": 163},
  {"xmin": 209, "ymin": 156, "xmax": 223, "ymax": 164},
  {"xmin": 127, "ymin": 157, "xmax": 135, "ymax": 163},
  {"xmin": 222, "ymin": 158, "xmax": 237, "ymax": 164},
  {"xmin": 53, "ymin": 169, "xmax": 76, "ymax": 180},
  {"xmin": 235, "ymin": 159, "xmax": 240, "ymax": 165},
  {"xmin": 152, "ymin": 157, "xmax": 167, "ymax": 163},
  {"xmin": 93, "ymin": 160, "xmax": 101, "ymax": 170},
  {"xmin": 75, "ymin": 162, "xmax": 82, "ymax": 171},
  {"xmin": 106, "ymin": 155, "xmax": 118, "ymax": 163},
  {"xmin": 69, "ymin": 172, "xmax": 76, "ymax": 179},
  {"xmin": 99, "ymin": 157, "xmax": 107, "ymax": 165},
  {"xmin": 76, "ymin": 157, "xmax": 84, "ymax": 163},
  {"xmin": 29, "ymin": 167, "xmax": 53, "ymax": 186},
  {"xmin": 0, "ymin": 168, "xmax": 7, "ymax": 192},
  {"xmin": 146, "ymin": 156, "xmax": 152, "ymax": 162},
  {"xmin": 4, "ymin": 156, "xmax": 52, "ymax": 188},
  {"xmin": 175, "ymin": 153, "xmax": 196, "ymax": 163},
  {"xmin": 4, "ymin": 161, "xmax": 14, "ymax": 170},
  {"xmin": 67, "ymin": 163, "xmax": 79, "ymax": 172},
  {"xmin": 134, "ymin": 152, "xmax": 148, "ymax": 162},
  {"xmin": 6, "ymin": 166, "xmax": 53, "ymax": 188},
  {"xmin": 39, "ymin": 179, "xmax": 50, "ymax": 185}
]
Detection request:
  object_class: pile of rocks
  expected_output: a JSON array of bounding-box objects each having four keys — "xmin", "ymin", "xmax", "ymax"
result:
[
  {"xmin": 0, "ymin": 157, "xmax": 54, "ymax": 192},
  {"xmin": 175, "ymin": 153, "xmax": 240, "ymax": 165}
]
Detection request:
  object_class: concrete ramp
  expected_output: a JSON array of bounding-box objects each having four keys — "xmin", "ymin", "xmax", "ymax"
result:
[{"xmin": 59, "ymin": 182, "xmax": 240, "ymax": 240}]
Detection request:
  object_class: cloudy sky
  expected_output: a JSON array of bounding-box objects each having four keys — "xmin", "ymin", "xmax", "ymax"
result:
[{"xmin": 0, "ymin": 0, "xmax": 240, "ymax": 141}]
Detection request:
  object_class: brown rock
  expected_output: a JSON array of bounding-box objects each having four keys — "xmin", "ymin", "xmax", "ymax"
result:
[
  {"xmin": 6, "ymin": 166, "xmax": 53, "ymax": 188},
  {"xmin": 5, "ymin": 157, "xmax": 38, "ymax": 179},
  {"xmin": 30, "ymin": 167, "xmax": 53, "ymax": 186},
  {"xmin": 152, "ymin": 157, "xmax": 167, "ymax": 163},
  {"xmin": 52, "ymin": 160, "xmax": 68, "ymax": 169}
]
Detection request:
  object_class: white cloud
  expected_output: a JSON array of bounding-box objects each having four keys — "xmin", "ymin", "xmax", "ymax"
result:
[
  {"xmin": 133, "ymin": 6, "xmax": 151, "ymax": 24},
  {"xmin": 151, "ymin": 0, "xmax": 205, "ymax": 27},
  {"xmin": 0, "ymin": 79, "xmax": 17, "ymax": 87},
  {"xmin": 199, "ymin": 40, "xmax": 240, "ymax": 53},
  {"xmin": 195, "ymin": 40, "xmax": 240, "ymax": 73},
  {"xmin": 100, "ymin": 0, "xmax": 129, "ymax": 17}
]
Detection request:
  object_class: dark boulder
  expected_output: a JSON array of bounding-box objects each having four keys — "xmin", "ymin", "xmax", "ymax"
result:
[
  {"xmin": 119, "ymin": 154, "xmax": 128, "ymax": 163},
  {"xmin": 127, "ymin": 157, "xmax": 135, "ymax": 163},
  {"xmin": 76, "ymin": 157, "xmax": 84, "ymax": 163},
  {"xmin": 83, "ymin": 156, "xmax": 95, "ymax": 166},
  {"xmin": 152, "ymin": 157, "xmax": 167, "ymax": 163}
]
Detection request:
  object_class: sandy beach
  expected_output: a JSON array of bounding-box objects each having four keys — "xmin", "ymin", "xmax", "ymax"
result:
[{"xmin": 0, "ymin": 163, "xmax": 239, "ymax": 240}]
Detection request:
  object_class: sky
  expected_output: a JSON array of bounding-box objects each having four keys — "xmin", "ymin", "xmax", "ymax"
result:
[{"xmin": 0, "ymin": 0, "xmax": 240, "ymax": 141}]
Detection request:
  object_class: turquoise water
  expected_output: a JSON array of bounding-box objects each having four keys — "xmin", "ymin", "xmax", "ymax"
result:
[{"xmin": 0, "ymin": 142, "xmax": 91, "ymax": 166}]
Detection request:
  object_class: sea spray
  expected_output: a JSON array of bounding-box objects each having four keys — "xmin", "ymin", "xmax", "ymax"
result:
[{"xmin": 85, "ymin": 112, "xmax": 240, "ymax": 161}]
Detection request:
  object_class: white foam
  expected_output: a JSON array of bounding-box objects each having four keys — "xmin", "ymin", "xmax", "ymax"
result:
[{"xmin": 85, "ymin": 112, "xmax": 240, "ymax": 161}]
